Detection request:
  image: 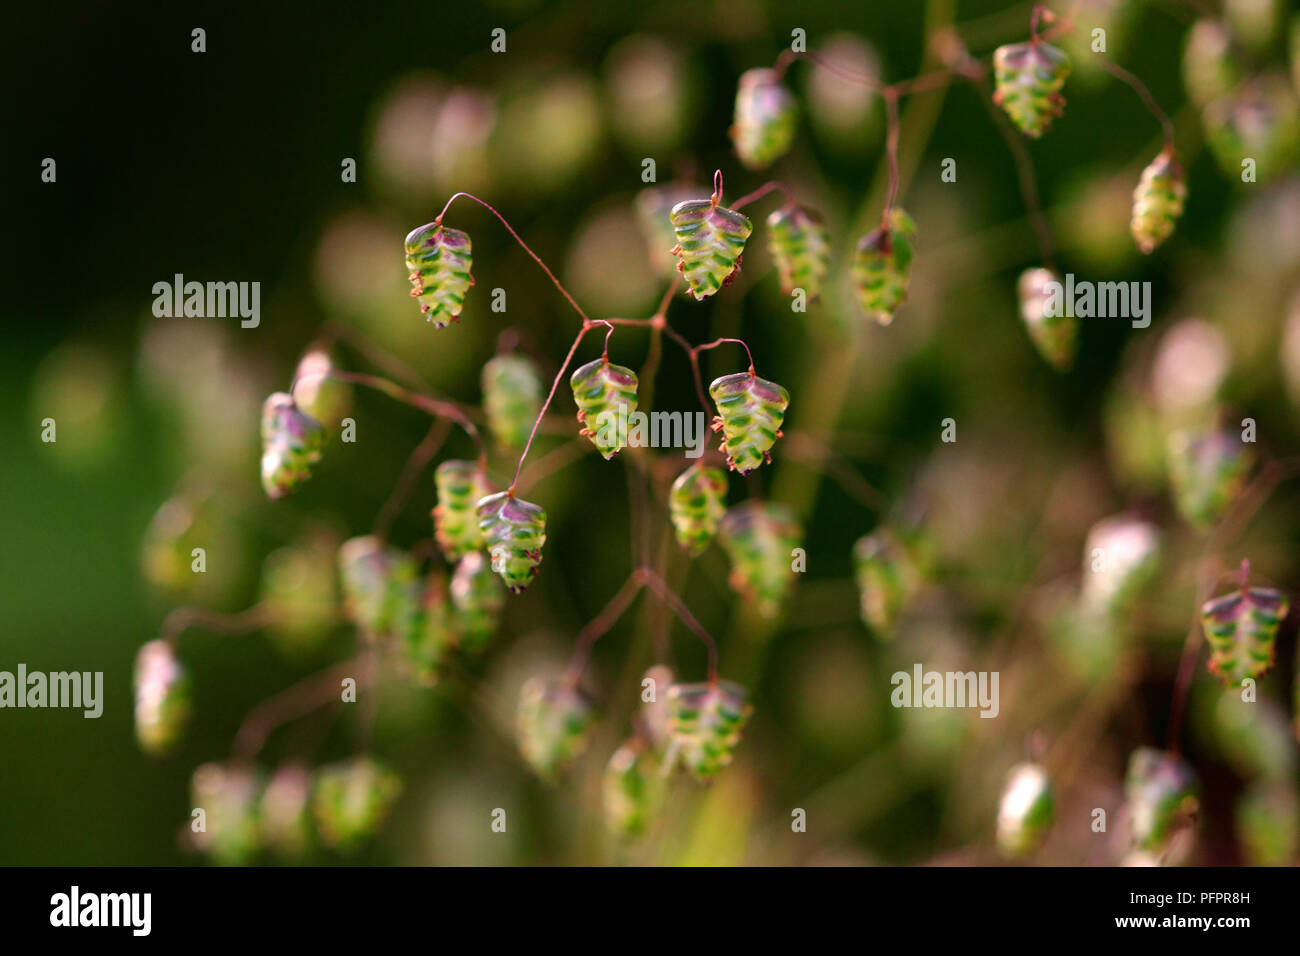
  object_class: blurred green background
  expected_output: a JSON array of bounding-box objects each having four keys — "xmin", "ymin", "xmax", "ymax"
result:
[{"xmin": 5, "ymin": 0, "xmax": 1300, "ymax": 864}]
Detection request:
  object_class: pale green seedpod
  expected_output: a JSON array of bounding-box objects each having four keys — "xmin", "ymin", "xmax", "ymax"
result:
[
  {"xmin": 852, "ymin": 209, "xmax": 915, "ymax": 324},
  {"xmin": 1125, "ymin": 747, "xmax": 1199, "ymax": 853},
  {"xmin": 290, "ymin": 348, "xmax": 352, "ymax": 431},
  {"xmin": 852, "ymin": 527, "xmax": 921, "ymax": 639},
  {"xmin": 670, "ymin": 197, "xmax": 754, "ymax": 300},
  {"xmin": 603, "ymin": 740, "xmax": 663, "ymax": 838},
  {"xmin": 1166, "ymin": 426, "xmax": 1253, "ymax": 528},
  {"xmin": 481, "ymin": 354, "xmax": 543, "ymax": 448},
  {"xmin": 477, "ymin": 491, "xmax": 547, "ymax": 593},
  {"xmin": 709, "ymin": 372, "xmax": 790, "ymax": 475},
  {"xmin": 403, "ymin": 573, "xmax": 459, "ymax": 686},
  {"xmin": 133, "ymin": 639, "xmax": 191, "ymax": 757},
  {"xmin": 259, "ymin": 764, "xmax": 313, "ymax": 861},
  {"xmin": 516, "ymin": 678, "xmax": 594, "ymax": 780},
  {"xmin": 570, "ymin": 357, "xmax": 639, "ymax": 459},
  {"xmin": 717, "ymin": 500, "xmax": 803, "ymax": 619},
  {"xmin": 992, "ymin": 39, "xmax": 1071, "ymax": 138},
  {"xmin": 190, "ymin": 762, "xmax": 261, "ymax": 866},
  {"xmin": 450, "ymin": 551, "xmax": 506, "ymax": 653},
  {"xmin": 996, "ymin": 763, "xmax": 1056, "ymax": 859},
  {"xmin": 432, "ymin": 460, "xmax": 492, "ymax": 561},
  {"xmin": 1130, "ymin": 150, "xmax": 1187, "ymax": 254},
  {"xmin": 730, "ymin": 67, "xmax": 798, "ymax": 169},
  {"xmin": 1203, "ymin": 74, "xmax": 1300, "ymax": 183},
  {"xmin": 260, "ymin": 392, "xmax": 325, "ymax": 500},
  {"xmin": 1202, "ymin": 582, "xmax": 1289, "ymax": 687},
  {"xmin": 1225, "ymin": 0, "xmax": 1283, "ymax": 53},
  {"xmin": 1208, "ymin": 690, "xmax": 1296, "ymax": 782},
  {"xmin": 404, "ymin": 222, "xmax": 474, "ymax": 327},
  {"xmin": 1079, "ymin": 515, "xmax": 1162, "ymax": 617},
  {"xmin": 1236, "ymin": 780, "xmax": 1299, "ymax": 866},
  {"xmin": 311, "ymin": 756, "xmax": 403, "ymax": 852},
  {"xmin": 337, "ymin": 535, "xmax": 419, "ymax": 641},
  {"xmin": 668, "ymin": 462, "xmax": 728, "ymax": 555},
  {"xmin": 1018, "ymin": 267, "xmax": 1076, "ymax": 370},
  {"xmin": 665, "ymin": 680, "xmax": 754, "ymax": 782},
  {"xmin": 260, "ymin": 540, "xmax": 337, "ymax": 658},
  {"xmin": 1182, "ymin": 19, "xmax": 1240, "ymax": 107},
  {"xmin": 140, "ymin": 492, "xmax": 241, "ymax": 603},
  {"xmin": 767, "ymin": 204, "xmax": 831, "ymax": 300}
]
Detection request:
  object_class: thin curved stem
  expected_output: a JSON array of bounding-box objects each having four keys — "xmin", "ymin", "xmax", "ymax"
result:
[
  {"xmin": 565, "ymin": 569, "xmax": 648, "ymax": 686},
  {"xmin": 161, "ymin": 603, "xmax": 274, "ymax": 648},
  {"xmin": 643, "ymin": 568, "xmax": 719, "ymax": 683},
  {"xmin": 509, "ymin": 324, "xmax": 593, "ymax": 492},
  {"xmin": 324, "ymin": 369, "xmax": 484, "ymax": 455},
  {"xmin": 977, "ymin": 76, "xmax": 1056, "ymax": 267},
  {"xmin": 1096, "ymin": 57, "xmax": 1176, "ymax": 151},
  {"xmin": 372, "ymin": 418, "xmax": 452, "ymax": 538},
  {"xmin": 434, "ymin": 192, "xmax": 591, "ymax": 324},
  {"xmin": 694, "ymin": 336, "xmax": 755, "ymax": 375},
  {"xmin": 731, "ymin": 180, "xmax": 796, "ymax": 211},
  {"xmin": 232, "ymin": 656, "xmax": 369, "ymax": 758}
]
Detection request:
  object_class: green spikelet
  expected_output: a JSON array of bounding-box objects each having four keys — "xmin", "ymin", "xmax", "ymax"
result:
[
  {"xmin": 1131, "ymin": 151, "xmax": 1186, "ymax": 254},
  {"xmin": 1080, "ymin": 515, "xmax": 1162, "ymax": 617},
  {"xmin": 260, "ymin": 392, "xmax": 325, "ymax": 500},
  {"xmin": 852, "ymin": 527, "xmax": 921, "ymax": 638},
  {"xmin": 1183, "ymin": 19, "xmax": 1240, "ymax": 108},
  {"xmin": 1236, "ymin": 780, "xmax": 1299, "ymax": 867},
  {"xmin": 404, "ymin": 222, "xmax": 474, "ymax": 327},
  {"xmin": 669, "ymin": 462, "xmax": 728, "ymax": 555},
  {"xmin": 1201, "ymin": 582, "xmax": 1289, "ymax": 688},
  {"xmin": 670, "ymin": 198, "xmax": 754, "ymax": 300},
  {"xmin": 432, "ymin": 460, "xmax": 491, "ymax": 561},
  {"xmin": 767, "ymin": 204, "xmax": 831, "ymax": 301},
  {"xmin": 259, "ymin": 764, "xmax": 312, "ymax": 861},
  {"xmin": 338, "ymin": 535, "xmax": 418, "ymax": 641},
  {"xmin": 477, "ymin": 492, "xmax": 547, "ymax": 593},
  {"xmin": 603, "ymin": 740, "xmax": 663, "ymax": 839},
  {"xmin": 1203, "ymin": 74, "xmax": 1300, "ymax": 183},
  {"xmin": 1018, "ymin": 267, "xmax": 1077, "ymax": 370},
  {"xmin": 730, "ymin": 68, "xmax": 798, "ymax": 169},
  {"xmin": 449, "ymin": 551, "xmax": 506, "ymax": 652},
  {"xmin": 709, "ymin": 371, "xmax": 790, "ymax": 475},
  {"xmin": 311, "ymin": 757, "xmax": 403, "ymax": 852},
  {"xmin": 1125, "ymin": 747, "xmax": 1199, "ymax": 853},
  {"xmin": 992, "ymin": 40, "xmax": 1071, "ymax": 138},
  {"xmin": 190, "ymin": 762, "xmax": 261, "ymax": 865},
  {"xmin": 403, "ymin": 574, "xmax": 459, "ymax": 686},
  {"xmin": 290, "ymin": 348, "xmax": 352, "ymax": 430},
  {"xmin": 569, "ymin": 357, "xmax": 639, "ymax": 459},
  {"xmin": 260, "ymin": 539, "xmax": 337, "ymax": 659},
  {"xmin": 516, "ymin": 678, "xmax": 594, "ymax": 780},
  {"xmin": 1166, "ymin": 427, "xmax": 1253, "ymax": 528},
  {"xmin": 996, "ymin": 763, "xmax": 1056, "ymax": 859},
  {"xmin": 481, "ymin": 354, "xmax": 543, "ymax": 448},
  {"xmin": 133, "ymin": 639, "xmax": 191, "ymax": 757},
  {"xmin": 666, "ymin": 680, "xmax": 754, "ymax": 782},
  {"xmin": 852, "ymin": 209, "xmax": 916, "ymax": 324},
  {"xmin": 718, "ymin": 500, "xmax": 802, "ymax": 619}
]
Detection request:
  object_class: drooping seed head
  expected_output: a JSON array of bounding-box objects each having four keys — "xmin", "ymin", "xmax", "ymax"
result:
[
  {"xmin": 852, "ymin": 209, "xmax": 916, "ymax": 324},
  {"xmin": 1080, "ymin": 515, "xmax": 1162, "ymax": 617},
  {"xmin": 133, "ymin": 639, "xmax": 191, "ymax": 757},
  {"xmin": 1166, "ymin": 426, "xmax": 1253, "ymax": 528},
  {"xmin": 450, "ymin": 550, "xmax": 507, "ymax": 653},
  {"xmin": 477, "ymin": 491, "xmax": 547, "ymax": 593},
  {"xmin": 668, "ymin": 462, "xmax": 729, "ymax": 555},
  {"xmin": 1130, "ymin": 151, "xmax": 1187, "ymax": 254},
  {"xmin": 1017, "ymin": 267, "xmax": 1077, "ymax": 370},
  {"xmin": 404, "ymin": 222, "xmax": 474, "ymax": 327},
  {"xmin": 311, "ymin": 756, "xmax": 403, "ymax": 852},
  {"xmin": 730, "ymin": 68, "xmax": 798, "ymax": 169},
  {"xmin": 717, "ymin": 500, "xmax": 803, "ymax": 619},
  {"xmin": 767, "ymin": 204, "xmax": 831, "ymax": 301},
  {"xmin": 996, "ymin": 762, "xmax": 1056, "ymax": 859},
  {"xmin": 569, "ymin": 357, "xmax": 639, "ymax": 459},
  {"xmin": 432, "ymin": 460, "xmax": 492, "ymax": 561},
  {"xmin": 516, "ymin": 678, "xmax": 594, "ymax": 781},
  {"xmin": 258, "ymin": 764, "xmax": 312, "ymax": 860},
  {"xmin": 1124, "ymin": 747, "xmax": 1199, "ymax": 853},
  {"xmin": 852, "ymin": 527, "xmax": 922, "ymax": 638},
  {"xmin": 337, "ymin": 535, "xmax": 419, "ymax": 641},
  {"xmin": 708, "ymin": 372, "xmax": 790, "ymax": 475},
  {"xmin": 1201, "ymin": 584, "xmax": 1289, "ymax": 688},
  {"xmin": 481, "ymin": 354, "xmax": 543, "ymax": 448},
  {"xmin": 260, "ymin": 392, "xmax": 325, "ymax": 500},
  {"xmin": 669, "ymin": 198, "xmax": 754, "ymax": 300},
  {"xmin": 992, "ymin": 40, "xmax": 1071, "ymax": 138},
  {"xmin": 190, "ymin": 761, "xmax": 261, "ymax": 865},
  {"xmin": 603, "ymin": 740, "xmax": 663, "ymax": 838},
  {"xmin": 665, "ymin": 679, "xmax": 754, "ymax": 782}
]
